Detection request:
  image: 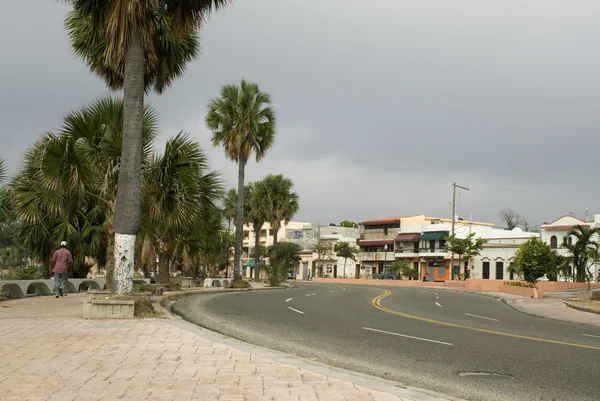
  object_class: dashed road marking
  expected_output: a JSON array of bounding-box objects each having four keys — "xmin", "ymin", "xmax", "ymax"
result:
[
  {"xmin": 288, "ymin": 307, "xmax": 304, "ymax": 314},
  {"xmin": 362, "ymin": 327, "xmax": 453, "ymax": 346},
  {"xmin": 285, "ymin": 298, "xmax": 293, "ymax": 302},
  {"xmin": 465, "ymin": 313, "xmax": 499, "ymax": 322}
]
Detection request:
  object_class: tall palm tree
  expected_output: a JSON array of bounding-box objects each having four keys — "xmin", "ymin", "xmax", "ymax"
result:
[
  {"xmin": 12, "ymin": 97, "xmax": 157, "ymax": 281},
  {"xmin": 207, "ymin": 80, "xmax": 276, "ymax": 281},
  {"xmin": 262, "ymin": 174, "xmax": 299, "ymax": 246},
  {"xmin": 244, "ymin": 181, "xmax": 269, "ymax": 279},
  {"xmin": 64, "ymin": 0, "xmax": 230, "ymax": 294},
  {"xmin": 334, "ymin": 241, "xmax": 358, "ymax": 278},
  {"xmin": 563, "ymin": 225, "xmax": 600, "ymax": 282},
  {"xmin": 141, "ymin": 133, "xmax": 222, "ymax": 284},
  {"xmin": 222, "ymin": 188, "xmax": 237, "ymax": 230},
  {"xmin": 0, "ymin": 157, "xmax": 11, "ymax": 230}
]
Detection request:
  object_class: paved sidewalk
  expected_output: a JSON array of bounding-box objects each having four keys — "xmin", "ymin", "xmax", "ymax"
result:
[
  {"xmin": 0, "ymin": 294, "xmax": 455, "ymax": 401},
  {"xmin": 474, "ymin": 291, "xmax": 600, "ymax": 327}
]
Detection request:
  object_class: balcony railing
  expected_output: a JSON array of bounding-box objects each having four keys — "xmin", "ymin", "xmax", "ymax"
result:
[
  {"xmin": 395, "ymin": 248, "xmax": 420, "ymax": 254},
  {"xmin": 419, "ymin": 247, "xmax": 447, "ymax": 254}
]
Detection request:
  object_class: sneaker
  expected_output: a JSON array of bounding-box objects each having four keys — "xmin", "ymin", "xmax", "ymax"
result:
[{"xmin": 55, "ymin": 295, "xmax": 59, "ymax": 298}]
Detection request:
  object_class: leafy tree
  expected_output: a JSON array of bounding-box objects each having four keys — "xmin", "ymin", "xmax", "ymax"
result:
[
  {"xmin": 64, "ymin": 0, "xmax": 229, "ymax": 294},
  {"xmin": 266, "ymin": 242, "xmax": 300, "ymax": 286},
  {"xmin": 446, "ymin": 233, "xmax": 487, "ymax": 279},
  {"xmin": 207, "ymin": 80, "xmax": 276, "ymax": 282},
  {"xmin": 392, "ymin": 260, "xmax": 419, "ymax": 280},
  {"xmin": 562, "ymin": 225, "xmax": 600, "ymax": 283},
  {"xmin": 339, "ymin": 220, "xmax": 358, "ymax": 228},
  {"xmin": 244, "ymin": 181, "xmax": 269, "ymax": 279},
  {"xmin": 500, "ymin": 209, "xmax": 523, "ymax": 230},
  {"xmin": 262, "ymin": 174, "xmax": 299, "ymax": 246},
  {"xmin": 334, "ymin": 241, "xmax": 358, "ymax": 277},
  {"xmin": 0, "ymin": 157, "xmax": 11, "ymax": 230},
  {"xmin": 514, "ymin": 237, "xmax": 554, "ymax": 285},
  {"xmin": 312, "ymin": 238, "xmax": 334, "ymax": 278}
]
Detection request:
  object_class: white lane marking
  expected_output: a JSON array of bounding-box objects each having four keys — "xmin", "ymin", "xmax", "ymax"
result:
[
  {"xmin": 311, "ymin": 293, "xmax": 317, "ymax": 296},
  {"xmin": 342, "ymin": 288, "xmax": 345, "ymax": 291},
  {"xmin": 329, "ymin": 290, "xmax": 338, "ymax": 293},
  {"xmin": 362, "ymin": 327, "xmax": 453, "ymax": 346},
  {"xmin": 305, "ymin": 294, "xmax": 312, "ymax": 297},
  {"xmin": 285, "ymin": 298, "xmax": 293, "ymax": 302},
  {"xmin": 582, "ymin": 334, "xmax": 600, "ymax": 339},
  {"xmin": 288, "ymin": 307, "xmax": 304, "ymax": 314},
  {"xmin": 435, "ymin": 302, "xmax": 443, "ymax": 308},
  {"xmin": 465, "ymin": 313, "xmax": 499, "ymax": 322}
]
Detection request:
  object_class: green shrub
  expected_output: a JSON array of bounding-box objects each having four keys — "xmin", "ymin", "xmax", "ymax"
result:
[
  {"xmin": 503, "ymin": 281, "xmax": 535, "ymax": 288},
  {"xmin": 5, "ymin": 265, "xmax": 45, "ymax": 280},
  {"xmin": 226, "ymin": 279, "xmax": 251, "ymax": 289},
  {"xmin": 592, "ymin": 291, "xmax": 600, "ymax": 301}
]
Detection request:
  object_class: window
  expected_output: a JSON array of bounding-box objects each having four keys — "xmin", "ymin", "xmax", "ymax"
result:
[
  {"xmin": 429, "ymin": 240, "xmax": 435, "ymax": 252},
  {"xmin": 508, "ymin": 263, "xmax": 514, "ymax": 280},
  {"xmin": 413, "ymin": 261, "xmax": 419, "ymax": 271},
  {"xmin": 269, "ymin": 229, "xmax": 275, "ymax": 236},
  {"xmin": 243, "ymin": 231, "xmax": 250, "ymax": 239},
  {"xmin": 483, "ymin": 262, "xmax": 490, "ymax": 279},
  {"xmin": 384, "ymin": 227, "xmax": 388, "ymax": 235},
  {"xmin": 550, "ymin": 236, "xmax": 557, "ymax": 249},
  {"xmin": 260, "ymin": 230, "xmax": 267, "ymax": 238},
  {"xmin": 439, "ymin": 240, "xmax": 446, "ymax": 249},
  {"xmin": 495, "ymin": 261, "xmax": 504, "ymax": 280}
]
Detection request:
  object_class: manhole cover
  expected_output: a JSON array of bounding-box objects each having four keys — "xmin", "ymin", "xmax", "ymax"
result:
[{"xmin": 459, "ymin": 372, "xmax": 514, "ymax": 380}]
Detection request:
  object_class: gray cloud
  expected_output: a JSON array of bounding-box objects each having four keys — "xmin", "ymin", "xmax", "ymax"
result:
[{"xmin": 1, "ymin": 0, "xmax": 599, "ymax": 228}]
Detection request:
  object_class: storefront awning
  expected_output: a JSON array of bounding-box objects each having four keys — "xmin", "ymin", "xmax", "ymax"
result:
[
  {"xmin": 394, "ymin": 233, "xmax": 421, "ymax": 242},
  {"xmin": 419, "ymin": 231, "xmax": 449, "ymax": 241},
  {"xmin": 358, "ymin": 240, "xmax": 394, "ymax": 247}
]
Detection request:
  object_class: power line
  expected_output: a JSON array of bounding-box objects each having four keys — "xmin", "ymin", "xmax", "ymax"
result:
[{"xmin": 470, "ymin": 186, "xmax": 600, "ymax": 194}]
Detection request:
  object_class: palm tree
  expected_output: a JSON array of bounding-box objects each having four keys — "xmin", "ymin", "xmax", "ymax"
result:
[
  {"xmin": 563, "ymin": 225, "xmax": 600, "ymax": 282},
  {"xmin": 262, "ymin": 174, "xmax": 299, "ymax": 247},
  {"xmin": 244, "ymin": 181, "xmax": 269, "ymax": 279},
  {"xmin": 141, "ymin": 133, "xmax": 222, "ymax": 284},
  {"xmin": 0, "ymin": 157, "xmax": 11, "ymax": 230},
  {"xmin": 334, "ymin": 242, "xmax": 358, "ymax": 278},
  {"xmin": 12, "ymin": 97, "xmax": 157, "ymax": 281},
  {"xmin": 222, "ymin": 188, "xmax": 237, "ymax": 230},
  {"xmin": 207, "ymin": 80, "xmax": 276, "ymax": 281},
  {"xmin": 64, "ymin": 0, "xmax": 229, "ymax": 294}
]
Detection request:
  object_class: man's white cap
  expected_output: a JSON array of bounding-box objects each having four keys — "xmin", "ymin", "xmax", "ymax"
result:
[{"xmin": 60, "ymin": 241, "xmax": 67, "ymax": 247}]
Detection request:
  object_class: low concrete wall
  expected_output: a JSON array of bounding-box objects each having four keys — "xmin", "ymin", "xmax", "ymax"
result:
[
  {"xmin": 204, "ymin": 278, "xmax": 231, "ymax": 288},
  {"xmin": 82, "ymin": 299, "xmax": 135, "ymax": 319},
  {"xmin": 499, "ymin": 285, "xmax": 536, "ymax": 298},
  {"xmin": 0, "ymin": 278, "xmax": 106, "ymax": 299},
  {"xmin": 466, "ymin": 279, "xmax": 600, "ymax": 298},
  {"xmin": 311, "ymin": 278, "xmax": 467, "ymax": 288}
]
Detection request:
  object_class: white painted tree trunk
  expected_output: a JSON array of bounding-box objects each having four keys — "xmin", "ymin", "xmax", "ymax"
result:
[{"xmin": 114, "ymin": 233, "xmax": 135, "ymax": 294}]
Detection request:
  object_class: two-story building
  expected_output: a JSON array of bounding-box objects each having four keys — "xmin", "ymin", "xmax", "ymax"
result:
[
  {"xmin": 357, "ymin": 218, "xmax": 400, "ymax": 275},
  {"xmin": 540, "ymin": 214, "xmax": 600, "ymax": 282}
]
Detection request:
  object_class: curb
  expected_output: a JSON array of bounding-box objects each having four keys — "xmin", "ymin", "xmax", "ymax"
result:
[
  {"xmin": 164, "ymin": 291, "xmax": 460, "ymax": 401},
  {"xmin": 563, "ymin": 300, "xmax": 600, "ymax": 315}
]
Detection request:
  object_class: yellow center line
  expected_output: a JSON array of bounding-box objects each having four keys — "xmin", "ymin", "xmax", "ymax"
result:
[{"xmin": 371, "ymin": 290, "xmax": 600, "ymax": 351}]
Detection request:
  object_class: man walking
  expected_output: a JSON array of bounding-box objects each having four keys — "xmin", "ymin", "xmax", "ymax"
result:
[{"xmin": 52, "ymin": 241, "xmax": 72, "ymax": 298}]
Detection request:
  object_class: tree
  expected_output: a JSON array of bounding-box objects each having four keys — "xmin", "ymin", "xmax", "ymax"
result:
[
  {"xmin": 266, "ymin": 242, "xmax": 300, "ymax": 286},
  {"xmin": 334, "ymin": 242, "xmax": 358, "ymax": 277},
  {"xmin": 207, "ymin": 80, "xmax": 276, "ymax": 282},
  {"xmin": 64, "ymin": 0, "xmax": 229, "ymax": 294},
  {"xmin": 563, "ymin": 225, "xmax": 600, "ymax": 284},
  {"xmin": 500, "ymin": 209, "xmax": 523, "ymax": 230},
  {"xmin": 514, "ymin": 237, "xmax": 554, "ymax": 286},
  {"xmin": 312, "ymin": 238, "xmax": 334, "ymax": 278},
  {"xmin": 244, "ymin": 181, "xmax": 269, "ymax": 279},
  {"xmin": 339, "ymin": 220, "xmax": 358, "ymax": 228},
  {"xmin": 0, "ymin": 157, "xmax": 11, "ymax": 230},
  {"xmin": 446, "ymin": 233, "xmax": 487, "ymax": 279},
  {"xmin": 261, "ymin": 174, "xmax": 299, "ymax": 247},
  {"xmin": 141, "ymin": 133, "xmax": 221, "ymax": 284},
  {"xmin": 222, "ymin": 188, "xmax": 237, "ymax": 231}
]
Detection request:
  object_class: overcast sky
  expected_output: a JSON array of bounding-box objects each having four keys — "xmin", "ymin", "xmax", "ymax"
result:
[{"xmin": 1, "ymin": 1, "xmax": 599, "ymax": 228}]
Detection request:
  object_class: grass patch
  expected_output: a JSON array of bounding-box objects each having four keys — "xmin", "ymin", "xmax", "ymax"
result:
[
  {"xmin": 226, "ymin": 280, "xmax": 251, "ymax": 289},
  {"xmin": 109, "ymin": 295, "xmax": 156, "ymax": 317}
]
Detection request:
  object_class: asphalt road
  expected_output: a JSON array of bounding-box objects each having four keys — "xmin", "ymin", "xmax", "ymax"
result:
[{"xmin": 173, "ymin": 283, "xmax": 600, "ymax": 401}]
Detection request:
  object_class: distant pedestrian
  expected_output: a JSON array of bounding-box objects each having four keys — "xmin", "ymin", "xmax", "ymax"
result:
[
  {"xmin": 423, "ymin": 270, "xmax": 430, "ymax": 282},
  {"xmin": 52, "ymin": 241, "xmax": 72, "ymax": 298}
]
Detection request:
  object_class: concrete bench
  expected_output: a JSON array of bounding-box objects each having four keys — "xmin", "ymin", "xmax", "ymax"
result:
[
  {"xmin": 203, "ymin": 278, "xmax": 231, "ymax": 288},
  {"xmin": 0, "ymin": 278, "xmax": 106, "ymax": 299}
]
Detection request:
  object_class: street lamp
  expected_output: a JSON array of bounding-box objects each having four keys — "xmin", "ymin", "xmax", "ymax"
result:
[{"xmin": 383, "ymin": 244, "xmax": 388, "ymax": 274}]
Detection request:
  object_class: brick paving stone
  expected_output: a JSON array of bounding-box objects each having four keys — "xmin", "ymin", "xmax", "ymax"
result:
[{"xmin": 0, "ymin": 293, "xmax": 452, "ymax": 401}]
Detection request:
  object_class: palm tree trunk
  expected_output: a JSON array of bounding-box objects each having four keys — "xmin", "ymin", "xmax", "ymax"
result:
[
  {"xmin": 158, "ymin": 248, "xmax": 170, "ymax": 284},
  {"xmin": 233, "ymin": 159, "xmax": 246, "ymax": 281},
  {"xmin": 272, "ymin": 222, "xmax": 279, "ymax": 247},
  {"xmin": 105, "ymin": 215, "xmax": 115, "ymax": 290},
  {"xmin": 343, "ymin": 258, "xmax": 347, "ymax": 278},
  {"xmin": 254, "ymin": 227, "xmax": 261, "ymax": 279},
  {"xmin": 112, "ymin": 28, "xmax": 145, "ymax": 295}
]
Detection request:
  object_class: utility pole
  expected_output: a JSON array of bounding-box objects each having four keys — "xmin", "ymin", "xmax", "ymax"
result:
[{"xmin": 450, "ymin": 182, "xmax": 469, "ymax": 279}]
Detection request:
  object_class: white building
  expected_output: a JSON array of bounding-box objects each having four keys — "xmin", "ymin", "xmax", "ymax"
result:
[{"xmin": 540, "ymin": 214, "xmax": 600, "ymax": 282}]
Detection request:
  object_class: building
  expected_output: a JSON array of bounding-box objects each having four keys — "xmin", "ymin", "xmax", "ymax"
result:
[
  {"xmin": 358, "ymin": 214, "xmax": 538, "ymax": 281},
  {"xmin": 240, "ymin": 221, "xmax": 360, "ymax": 279},
  {"xmin": 540, "ymin": 214, "xmax": 600, "ymax": 282}
]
